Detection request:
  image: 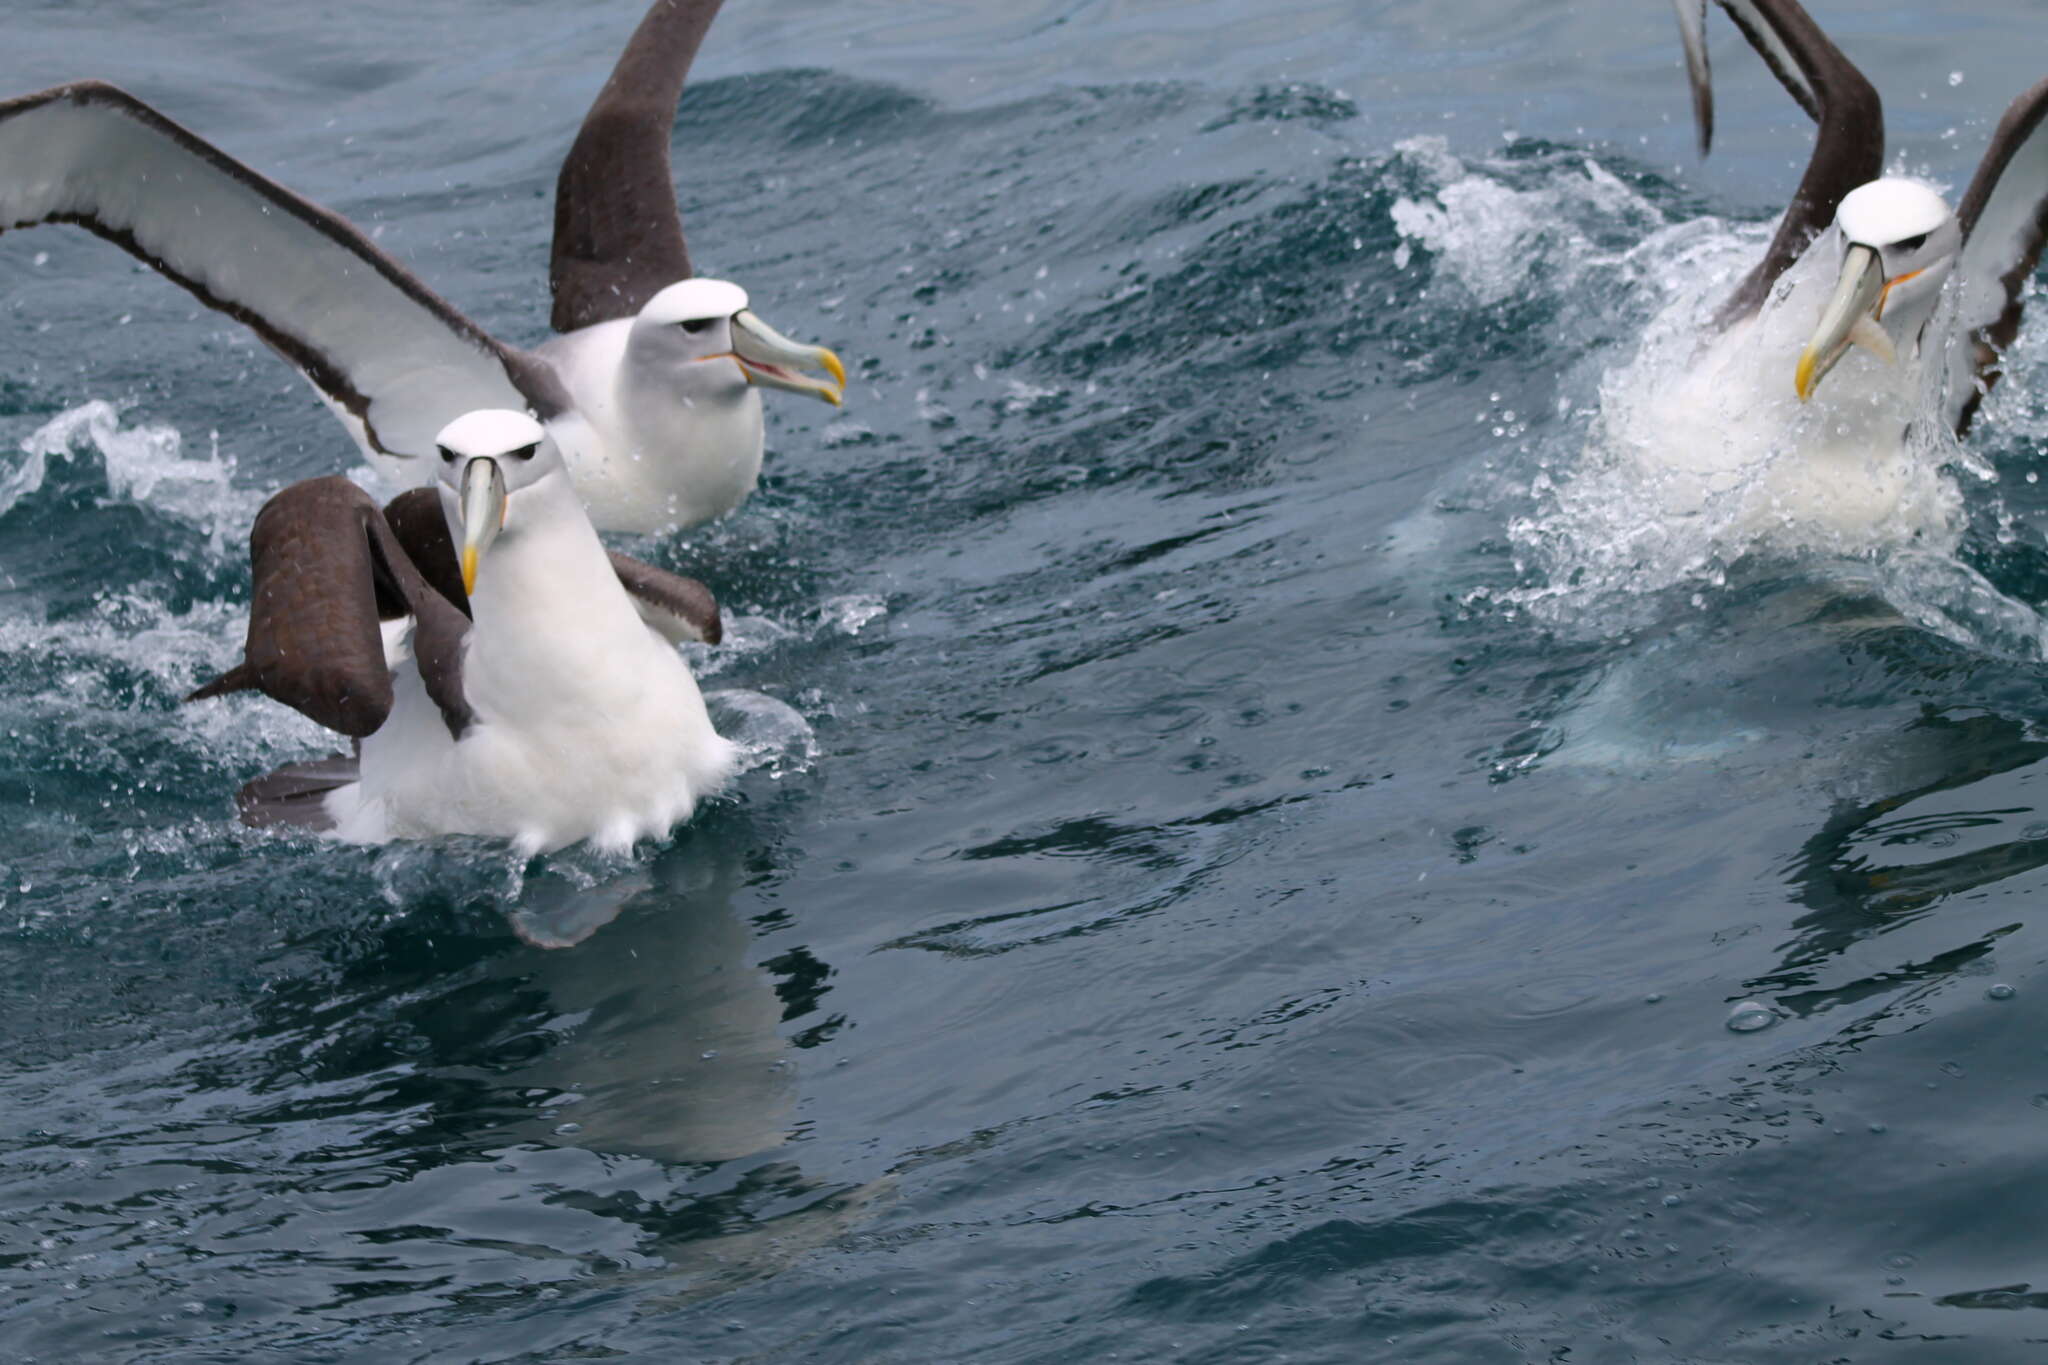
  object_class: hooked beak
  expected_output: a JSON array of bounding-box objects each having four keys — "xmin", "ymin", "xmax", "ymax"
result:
[
  {"xmin": 1795, "ymin": 243, "xmax": 1897, "ymax": 401},
  {"xmin": 458, "ymin": 456, "xmax": 507, "ymax": 596},
  {"xmin": 729, "ymin": 309, "xmax": 846, "ymax": 406}
]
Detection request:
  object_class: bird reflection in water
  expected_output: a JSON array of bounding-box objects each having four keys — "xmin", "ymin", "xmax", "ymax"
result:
[{"xmin": 1750, "ymin": 710, "xmax": 2048, "ymax": 1018}]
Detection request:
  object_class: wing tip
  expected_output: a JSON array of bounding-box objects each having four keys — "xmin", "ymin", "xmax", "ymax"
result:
[
  {"xmin": 185, "ymin": 663, "xmax": 255, "ymax": 704},
  {"xmin": 1674, "ymin": 0, "xmax": 1715, "ymax": 158}
]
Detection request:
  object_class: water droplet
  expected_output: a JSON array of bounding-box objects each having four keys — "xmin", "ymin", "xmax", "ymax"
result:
[
  {"xmin": 1644, "ymin": 992, "xmax": 1664, "ymax": 1005},
  {"xmin": 553, "ymin": 1122, "xmax": 583, "ymax": 1136},
  {"xmin": 1662, "ymin": 1194, "xmax": 1682, "ymax": 1207},
  {"xmin": 1940, "ymin": 1060, "xmax": 1966, "ymax": 1078},
  {"xmin": 1869, "ymin": 1121, "xmax": 1888, "ymax": 1134},
  {"xmin": 1949, "ymin": 70, "xmax": 1965, "ymax": 86},
  {"xmin": 1884, "ymin": 1252, "xmax": 1918, "ymax": 1271},
  {"xmin": 1988, "ymin": 983, "xmax": 2016, "ymax": 1001},
  {"xmin": 1725, "ymin": 1000, "xmax": 1777, "ymax": 1033}
]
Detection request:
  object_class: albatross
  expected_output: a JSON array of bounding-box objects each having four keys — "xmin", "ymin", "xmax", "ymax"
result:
[
  {"xmin": 1675, "ymin": 0, "xmax": 2048, "ymax": 434},
  {"xmin": 0, "ymin": 0, "xmax": 844, "ymax": 534},
  {"xmin": 187, "ymin": 409, "xmax": 737, "ymax": 852}
]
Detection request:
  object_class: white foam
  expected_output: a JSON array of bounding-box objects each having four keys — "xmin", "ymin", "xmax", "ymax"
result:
[
  {"xmin": 817, "ymin": 593, "xmax": 887, "ymax": 636},
  {"xmin": 1388, "ymin": 137, "xmax": 1662, "ymax": 308},
  {"xmin": 7, "ymin": 400, "xmax": 258, "ymax": 555}
]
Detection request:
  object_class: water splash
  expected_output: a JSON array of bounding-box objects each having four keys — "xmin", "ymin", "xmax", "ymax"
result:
[
  {"xmin": 1391, "ymin": 143, "xmax": 2037, "ymax": 654},
  {"xmin": 707, "ymin": 688, "xmax": 819, "ymax": 781},
  {"xmin": 1511, "ymin": 238, "xmax": 1966, "ymax": 605},
  {"xmin": 817, "ymin": 592, "xmax": 888, "ymax": 637},
  {"xmin": 1387, "ymin": 135, "xmax": 1665, "ymax": 309},
  {"xmin": 8, "ymin": 401, "xmax": 253, "ymax": 555}
]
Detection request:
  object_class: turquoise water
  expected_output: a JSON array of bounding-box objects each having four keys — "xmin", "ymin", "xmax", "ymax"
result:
[{"xmin": 8, "ymin": 2, "xmax": 2048, "ymax": 1359}]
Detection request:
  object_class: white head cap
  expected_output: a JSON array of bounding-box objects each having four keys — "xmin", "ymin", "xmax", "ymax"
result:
[
  {"xmin": 434, "ymin": 408, "xmax": 547, "ymax": 459},
  {"xmin": 641, "ymin": 278, "xmax": 750, "ymax": 326},
  {"xmin": 1837, "ymin": 179, "xmax": 1951, "ymax": 247}
]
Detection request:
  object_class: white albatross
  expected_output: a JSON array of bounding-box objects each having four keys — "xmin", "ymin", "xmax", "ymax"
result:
[
  {"xmin": 1673, "ymin": 0, "xmax": 2048, "ymax": 448},
  {"xmin": 187, "ymin": 409, "xmax": 737, "ymax": 853},
  {"xmin": 1566, "ymin": 0, "xmax": 2048, "ymax": 559},
  {"xmin": 0, "ymin": 0, "xmax": 844, "ymax": 534}
]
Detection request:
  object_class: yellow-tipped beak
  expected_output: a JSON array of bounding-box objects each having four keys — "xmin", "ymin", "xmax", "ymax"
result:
[
  {"xmin": 731, "ymin": 309, "xmax": 847, "ymax": 406},
  {"xmin": 1795, "ymin": 243, "xmax": 1893, "ymax": 401},
  {"xmin": 1794, "ymin": 346, "xmax": 1819, "ymax": 404},
  {"xmin": 458, "ymin": 456, "xmax": 506, "ymax": 596}
]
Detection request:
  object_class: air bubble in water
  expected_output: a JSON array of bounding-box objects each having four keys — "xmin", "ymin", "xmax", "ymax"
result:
[{"xmin": 1725, "ymin": 1000, "xmax": 1776, "ymax": 1033}]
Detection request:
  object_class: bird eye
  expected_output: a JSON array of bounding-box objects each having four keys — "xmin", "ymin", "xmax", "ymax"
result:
[
  {"xmin": 511, "ymin": 442, "xmax": 539, "ymax": 461},
  {"xmin": 437, "ymin": 444, "xmax": 456, "ymax": 463},
  {"xmin": 677, "ymin": 317, "xmax": 715, "ymax": 334},
  {"xmin": 1895, "ymin": 232, "xmax": 1928, "ymax": 253}
]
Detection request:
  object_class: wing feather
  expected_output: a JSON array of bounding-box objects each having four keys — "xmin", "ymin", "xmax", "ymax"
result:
[
  {"xmin": 1678, "ymin": 0, "xmax": 1883, "ymax": 325},
  {"xmin": 549, "ymin": 0, "xmax": 724, "ymax": 333},
  {"xmin": 187, "ymin": 477, "xmax": 473, "ymax": 740},
  {"xmin": 0, "ymin": 82, "xmax": 562, "ymax": 458},
  {"xmin": 1946, "ymin": 76, "xmax": 2048, "ymax": 436}
]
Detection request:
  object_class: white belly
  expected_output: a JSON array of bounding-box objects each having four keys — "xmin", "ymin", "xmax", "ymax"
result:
[{"xmin": 325, "ymin": 625, "xmax": 737, "ymax": 855}]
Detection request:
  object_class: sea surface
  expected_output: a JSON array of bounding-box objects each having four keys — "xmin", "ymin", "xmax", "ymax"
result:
[{"xmin": 7, "ymin": 1, "xmax": 2048, "ymax": 1360}]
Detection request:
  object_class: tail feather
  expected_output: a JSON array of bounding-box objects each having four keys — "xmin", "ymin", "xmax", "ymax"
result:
[{"xmin": 235, "ymin": 752, "xmax": 358, "ymax": 830}]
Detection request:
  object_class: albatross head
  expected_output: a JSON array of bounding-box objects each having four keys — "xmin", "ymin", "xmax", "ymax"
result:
[
  {"xmin": 1795, "ymin": 178, "xmax": 1959, "ymax": 401},
  {"xmin": 434, "ymin": 409, "xmax": 567, "ymax": 595},
  {"xmin": 631, "ymin": 278, "xmax": 845, "ymax": 407}
]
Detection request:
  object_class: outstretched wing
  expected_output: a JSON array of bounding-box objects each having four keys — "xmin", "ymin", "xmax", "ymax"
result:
[
  {"xmin": 1946, "ymin": 76, "xmax": 2048, "ymax": 436},
  {"xmin": 187, "ymin": 477, "xmax": 473, "ymax": 740},
  {"xmin": 549, "ymin": 0, "xmax": 724, "ymax": 333},
  {"xmin": 0, "ymin": 82, "xmax": 565, "ymax": 458},
  {"xmin": 1675, "ymin": 0, "xmax": 1884, "ymax": 324}
]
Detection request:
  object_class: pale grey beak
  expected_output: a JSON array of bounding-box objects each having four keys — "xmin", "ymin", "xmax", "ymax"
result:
[
  {"xmin": 730, "ymin": 309, "xmax": 846, "ymax": 406},
  {"xmin": 1796, "ymin": 243, "xmax": 1896, "ymax": 401},
  {"xmin": 459, "ymin": 456, "xmax": 506, "ymax": 595}
]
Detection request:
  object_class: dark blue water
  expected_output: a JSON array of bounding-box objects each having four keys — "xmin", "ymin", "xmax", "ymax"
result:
[{"xmin": 9, "ymin": 2, "xmax": 2048, "ymax": 1360}]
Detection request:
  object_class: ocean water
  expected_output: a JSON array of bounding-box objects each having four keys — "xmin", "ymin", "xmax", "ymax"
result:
[{"xmin": 7, "ymin": 1, "xmax": 2048, "ymax": 1360}]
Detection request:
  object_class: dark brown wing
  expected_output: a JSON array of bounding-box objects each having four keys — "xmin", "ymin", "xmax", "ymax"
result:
[
  {"xmin": 381, "ymin": 486, "xmax": 471, "ymax": 617},
  {"xmin": 1946, "ymin": 76, "xmax": 2048, "ymax": 436},
  {"xmin": 549, "ymin": 0, "xmax": 724, "ymax": 333},
  {"xmin": 1677, "ymin": 0, "xmax": 1884, "ymax": 325},
  {"xmin": 0, "ymin": 82, "xmax": 566, "ymax": 456},
  {"xmin": 608, "ymin": 551, "xmax": 722, "ymax": 644},
  {"xmin": 186, "ymin": 476, "xmax": 473, "ymax": 740}
]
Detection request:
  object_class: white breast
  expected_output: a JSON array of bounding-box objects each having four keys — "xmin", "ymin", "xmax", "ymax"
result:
[{"xmin": 534, "ymin": 324, "xmax": 767, "ymax": 534}]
